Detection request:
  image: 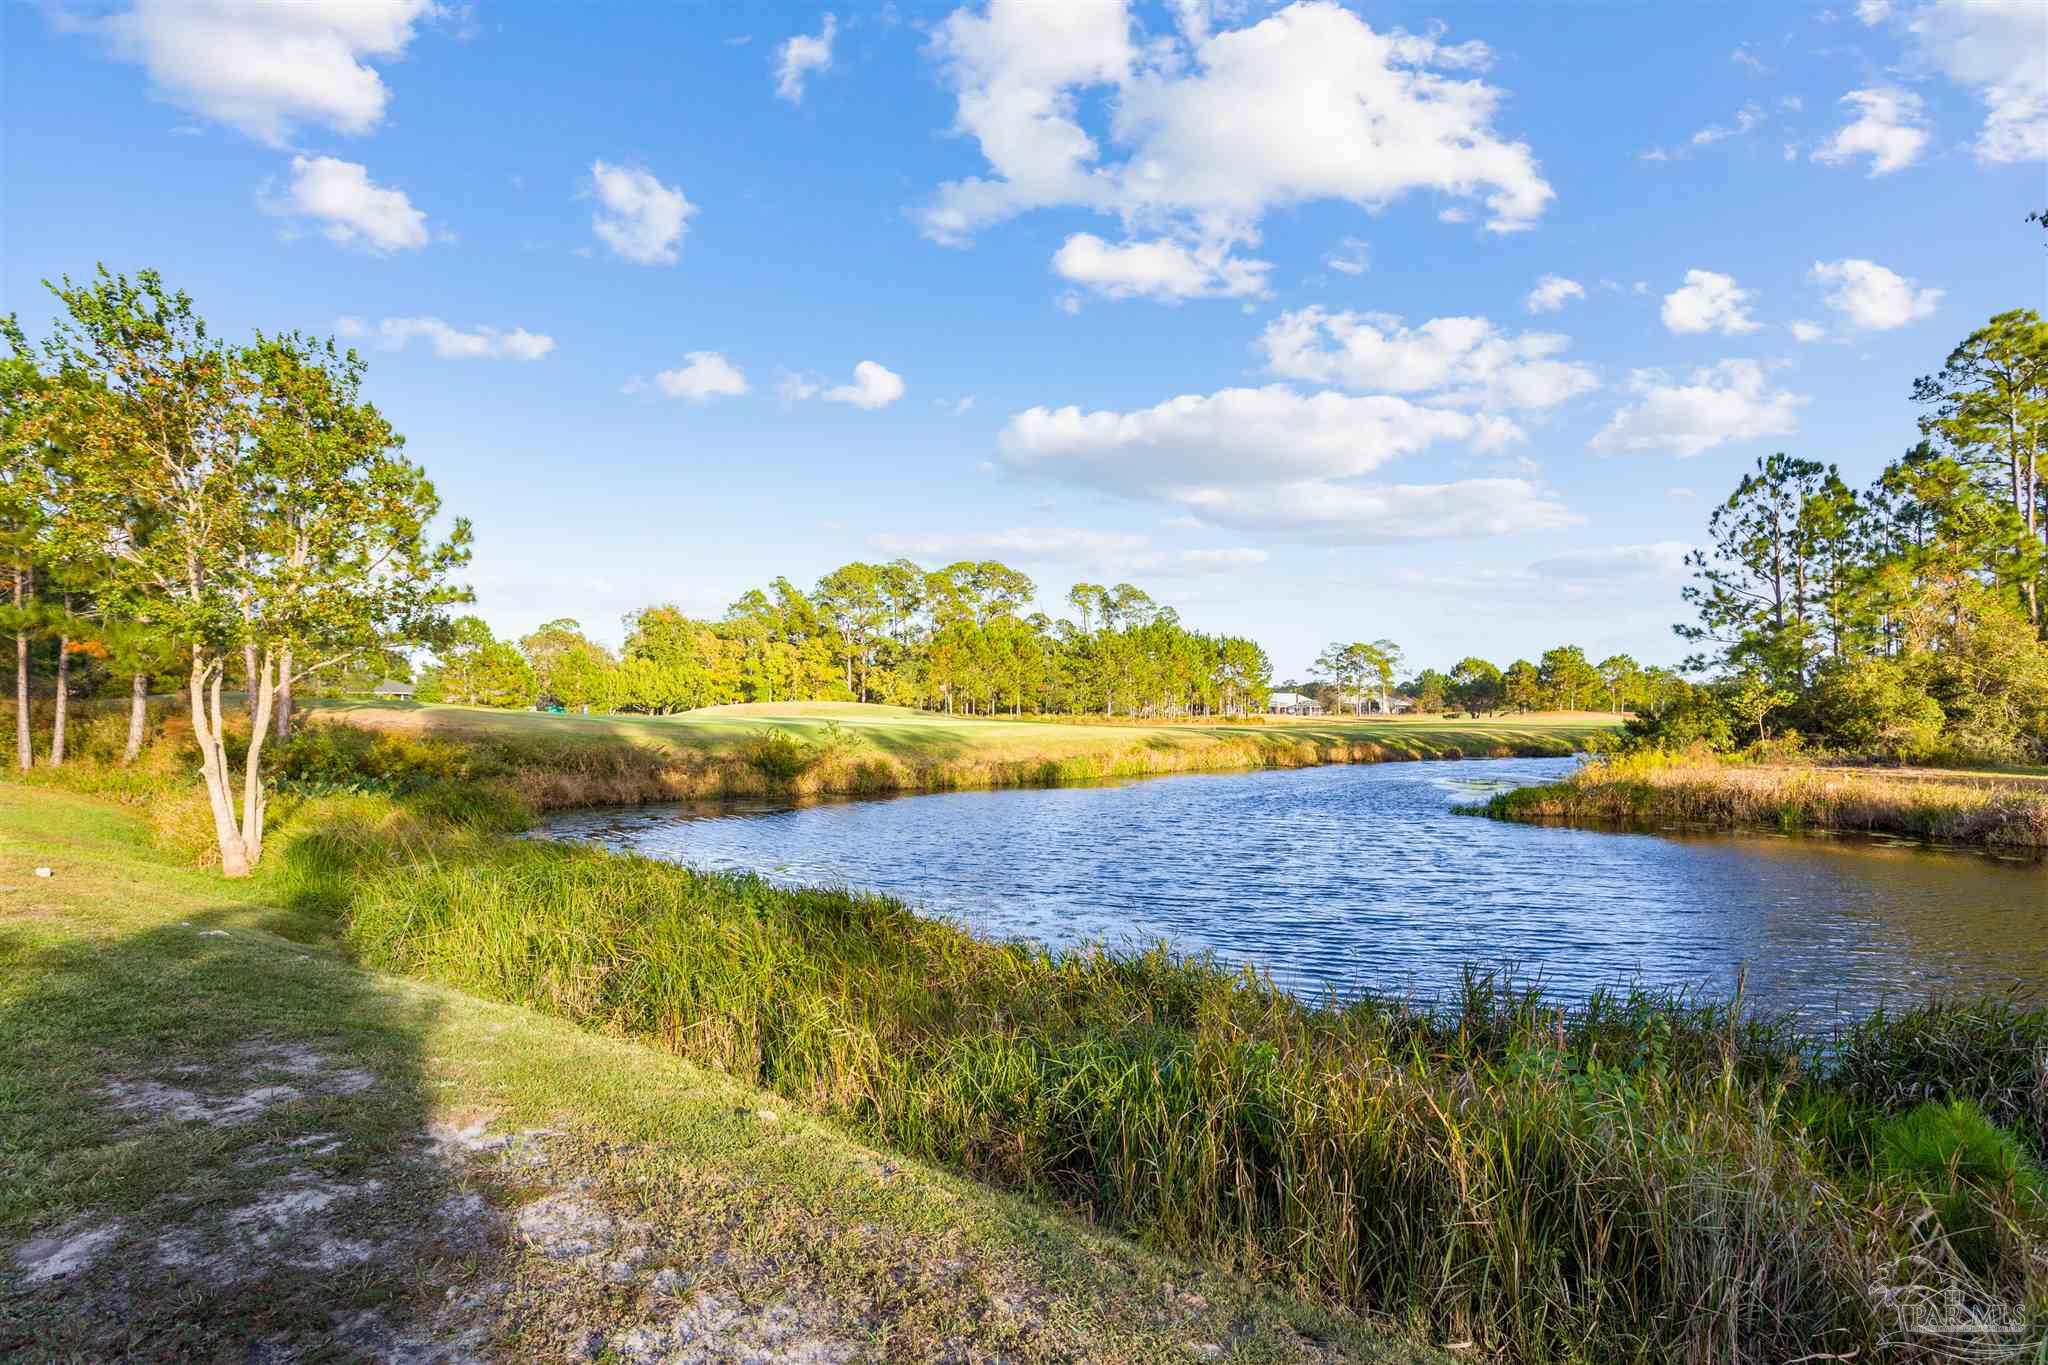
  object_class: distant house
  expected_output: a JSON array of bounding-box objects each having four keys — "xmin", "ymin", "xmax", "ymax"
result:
[
  {"xmin": 372, "ymin": 679, "xmax": 417, "ymax": 699},
  {"xmin": 1321, "ymin": 690, "xmax": 1414, "ymax": 716},
  {"xmin": 1268, "ymin": 690, "xmax": 1324, "ymax": 716}
]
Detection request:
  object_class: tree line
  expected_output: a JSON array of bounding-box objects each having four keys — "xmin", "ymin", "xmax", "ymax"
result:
[
  {"xmin": 1290, "ymin": 643, "xmax": 1689, "ymax": 718},
  {"xmin": 419, "ymin": 571, "xmax": 1279, "ymax": 720}
]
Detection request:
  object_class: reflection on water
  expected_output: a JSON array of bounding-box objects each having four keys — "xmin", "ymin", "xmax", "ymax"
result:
[{"xmin": 540, "ymin": 758, "xmax": 2048, "ymax": 1020}]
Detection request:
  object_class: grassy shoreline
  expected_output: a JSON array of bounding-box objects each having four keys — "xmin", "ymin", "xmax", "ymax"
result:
[
  {"xmin": 294, "ymin": 787, "xmax": 2046, "ymax": 1359},
  {"xmin": 304, "ymin": 699, "xmax": 1618, "ymax": 808},
  {"xmin": 8, "ymin": 719, "xmax": 2046, "ymax": 1360},
  {"xmin": 1482, "ymin": 750, "xmax": 2048, "ymax": 852}
]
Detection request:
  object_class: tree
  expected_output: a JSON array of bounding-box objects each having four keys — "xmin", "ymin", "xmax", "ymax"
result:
[
  {"xmin": 1314, "ymin": 642, "xmax": 1373, "ymax": 715},
  {"xmin": 0, "ymin": 325, "xmax": 56, "ymax": 771},
  {"xmin": 1367, "ymin": 638, "xmax": 1403, "ymax": 713},
  {"xmin": 241, "ymin": 331, "xmax": 467, "ymax": 743},
  {"xmin": 520, "ymin": 618, "xmax": 614, "ymax": 710},
  {"xmin": 1913, "ymin": 309, "xmax": 2048, "ymax": 625},
  {"xmin": 38, "ymin": 269, "xmax": 468, "ymax": 876},
  {"xmin": 1725, "ymin": 674, "xmax": 1793, "ymax": 745},
  {"xmin": 1538, "ymin": 645, "xmax": 1600, "ymax": 711},
  {"xmin": 1502, "ymin": 659, "xmax": 1542, "ymax": 713},
  {"xmin": 1449, "ymin": 657, "xmax": 1502, "ymax": 716},
  {"xmin": 1595, "ymin": 654, "xmax": 1640, "ymax": 714},
  {"xmin": 419, "ymin": 616, "xmax": 536, "ymax": 707},
  {"xmin": 1409, "ymin": 667, "xmax": 1449, "ymax": 714},
  {"xmin": 1678, "ymin": 453, "xmax": 1837, "ymax": 687}
]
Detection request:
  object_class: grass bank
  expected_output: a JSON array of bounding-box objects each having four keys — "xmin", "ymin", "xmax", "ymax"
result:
[
  {"xmin": 11, "ymin": 723, "xmax": 2046, "ymax": 1360},
  {"xmin": 0, "ymin": 785, "xmax": 1434, "ymax": 1363},
  {"xmin": 303, "ymin": 699, "xmax": 1617, "ymax": 808},
  {"xmin": 1482, "ymin": 750, "xmax": 2048, "ymax": 852},
  {"xmin": 283, "ymin": 785, "xmax": 2048, "ymax": 1363}
]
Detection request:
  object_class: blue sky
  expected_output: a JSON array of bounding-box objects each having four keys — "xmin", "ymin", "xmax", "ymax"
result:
[{"xmin": 4, "ymin": 1, "xmax": 2044, "ymax": 677}]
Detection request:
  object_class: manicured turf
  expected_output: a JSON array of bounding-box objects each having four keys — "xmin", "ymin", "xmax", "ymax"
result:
[
  {"xmin": 304, "ymin": 698, "xmax": 1621, "ymax": 804},
  {"xmin": 314, "ymin": 697, "xmax": 1618, "ymax": 758}
]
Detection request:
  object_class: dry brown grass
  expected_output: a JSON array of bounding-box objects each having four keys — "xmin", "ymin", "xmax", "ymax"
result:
[{"xmin": 1488, "ymin": 751, "xmax": 2048, "ymax": 850}]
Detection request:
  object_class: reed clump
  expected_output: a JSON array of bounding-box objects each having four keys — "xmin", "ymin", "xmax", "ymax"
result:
[
  {"xmin": 307, "ymin": 799, "xmax": 2047, "ymax": 1363},
  {"xmin": 1485, "ymin": 750, "xmax": 2048, "ymax": 850}
]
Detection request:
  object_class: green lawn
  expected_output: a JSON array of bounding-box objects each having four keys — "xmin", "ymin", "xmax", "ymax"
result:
[
  {"xmin": 0, "ymin": 784, "xmax": 1436, "ymax": 1363},
  {"xmin": 304, "ymin": 698, "xmax": 1618, "ymax": 801}
]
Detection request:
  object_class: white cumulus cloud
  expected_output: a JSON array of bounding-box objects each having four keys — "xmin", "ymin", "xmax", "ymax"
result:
[
  {"xmin": 775, "ymin": 13, "xmax": 837, "ymax": 102},
  {"xmin": 822, "ymin": 360, "xmax": 906, "ymax": 409},
  {"xmin": 1260, "ymin": 309, "xmax": 1597, "ymax": 410},
  {"xmin": 652, "ymin": 352, "xmax": 749, "ymax": 400},
  {"xmin": 998, "ymin": 382, "xmax": 1574, "ymax": 543},
  {"xmin": 1660, "ymin": 269, "xmax": 1760, "ymax": 336},
  {"xmin": 92, "ymin": 0, "xmax": 436, "ymax": 145},
  {"xmin": 370, "ymin": 317, "xmax": 554, "ymax": 360},
  {"xmin": 1176, "ymin": 478, "xmax": 1577, "ymax": 544},
  {"xmin": 1904, "ymin": 0, "xmax": 2048, "ymax": 163},
  {"xmin": 590, "ymin": 162, "xmax": 694, "ymax": 265},
  {"xmin": 922, "ymin": 0, "xmax": 1553, "ymax": 269},
  {"xmin": 267, "ymin": 156, "xmax": 428, "ymax": 252},
  {"xmin": 1003, "ymin": 386, "xmax": 1517, "ymax": 489},
  {"xmin": 1591, "ymin": 361, "xmax": 1807, "ymax": 458},
  {"xmin": 1051, "ymin": 232, "xmax": 1270, "ymax": 301},
  {"xmin": 1814, "ymin": 87, "xmax": 1930, "ymax": 175},
  {"xmin": 1525, "ymin": 274, "xmax": 1585, "ymax": 314},
  {"xmin": 1790, "ymin": 320, "xmax": 1827, "ymax": 343},
  {"xmin": 1810, "ymin": 258, "xmax": 1943, "ymax": 330}
]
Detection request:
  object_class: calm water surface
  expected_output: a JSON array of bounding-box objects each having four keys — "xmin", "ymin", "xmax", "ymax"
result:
[{"xmin": 540, "ymin": 758, "xmax": 2047, "ymax": 1020}]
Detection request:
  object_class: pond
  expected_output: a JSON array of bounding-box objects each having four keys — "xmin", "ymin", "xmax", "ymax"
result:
[{"xmin": 539, "ymin": 757, "xmax": 2048, "ymax": 1021}]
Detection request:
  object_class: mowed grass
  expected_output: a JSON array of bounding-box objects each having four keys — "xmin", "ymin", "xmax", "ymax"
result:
[
  {"xmin": 0, "ymin": 784, "xmax": 1435, "ymax": 1363},
  {"xmin": 303, "ymin": 699, "xmax": 1618, "ymax": 806}
]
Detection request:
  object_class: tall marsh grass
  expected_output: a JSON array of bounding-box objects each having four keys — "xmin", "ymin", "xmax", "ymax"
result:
[
  {"xmin": 1485, "ymin": 750, "xmax": 2048, "ymax": 851},
  {"xmin": 310, "ymin": 807, "xmax": 2048, "ymax": 1363}
]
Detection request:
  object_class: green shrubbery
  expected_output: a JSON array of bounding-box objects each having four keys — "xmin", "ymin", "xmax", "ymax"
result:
[{"xmin": 1874, "ymin": 1099, "xmax": 2048, "ymax": 1276}]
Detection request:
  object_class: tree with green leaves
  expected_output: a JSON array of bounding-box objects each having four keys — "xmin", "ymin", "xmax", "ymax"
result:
[
  {"xmin": 35, "ymin": 268, "xmax": 469, "ymax": 876},
  {"xmin": 1313, "ymin": 642, "xmax": 1371, "ymax": 715},
  {"xmin": 1502, "ymin": 659, "xmax": 1542, "ymax": 713},
  {"xmin": 419, "ymin": 616, "xmax": 537, "ymax": 708},
  {"xmin": 1449, "ymin": 657, "xmax": 1502, "ymax": 716},
  {"xmin": 1913, "ymin": 309, "xmax": 2048, "ymax": 625},
  {"xmin": 1593, "ymin": 654, "xmax": 1638, "ymax": 714},
  {"xmin": 1678, "ymin": 453, "xmax": 1838, "ymax": 687}
]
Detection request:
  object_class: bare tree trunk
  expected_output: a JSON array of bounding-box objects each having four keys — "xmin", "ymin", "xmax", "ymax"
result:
[
  {"xmin": 49, "ymin": 614, "xmax": 68, "ymax": 768},
  {"xmin": 240, "ymin": 648, "xmax": 274, "ymax": 867},
  {"xmin": 190, "ymin": 652, "xmax": 253, "ymax": 878},
  {"xmin": 243, "ymin": 642, "xmax": 261, "ymax": 719},
  {"xmin": 273, "ymin": 645, "xmax": 293, "ymax": 741},
  {"xmin": 123, "ymin": 672, "xmax": 148, "ymax": 765},
  {"xmin": 13, "ymin": 563, "xmax": 29, "ymax": 772}
]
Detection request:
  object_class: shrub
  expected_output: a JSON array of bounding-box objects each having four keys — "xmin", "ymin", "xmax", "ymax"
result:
[
  {"xmin": 1874, "ymin": 1099, "xmax": 2048, "ymax": 1276},
  {"xmin": 1807, "ymin": 658, "xmax": 1946, "ymax": 760},
  {"xmin": 741, "ymin": 728, "xmax": 814, "ymax": 782}
]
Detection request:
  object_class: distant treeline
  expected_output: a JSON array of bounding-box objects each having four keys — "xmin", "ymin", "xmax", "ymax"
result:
[{"xmin": 417, "ymin": 570, "xmax": 1276, "ymax": 719}]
